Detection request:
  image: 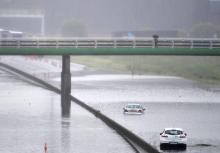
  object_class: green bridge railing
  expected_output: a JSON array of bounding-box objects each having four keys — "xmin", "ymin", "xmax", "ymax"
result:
[{"xmin": 0, "ymin": 37, "xmax": 220, "ymax": 55}]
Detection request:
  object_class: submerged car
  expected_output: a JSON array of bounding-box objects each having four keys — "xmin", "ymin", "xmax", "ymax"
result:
[
  {"xmin": 160, "ymin": 128, "xmax": 187, "ymax": 150},
  {"xmin": 123, "ymin": 104, "xmax": 145, "ymax": 113}
]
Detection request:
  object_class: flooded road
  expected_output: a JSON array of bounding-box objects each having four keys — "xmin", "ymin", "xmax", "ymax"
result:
[
  {"xmin": 0, "ymin": 69, "xmax": 135, "ymax": 153},
  {"xmin": 1, "ymin": 57, "xmax": 220, "ymax": 153},
  {"xmin": 67, "ymin": 74, "xmax": 220, "ymax": 153},
  {"xmin": 92, "ymin": 102, "xmax": 220, "ymax": 153}
]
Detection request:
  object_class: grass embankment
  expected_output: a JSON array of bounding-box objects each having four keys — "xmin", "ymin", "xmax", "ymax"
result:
[{"xmin": 69, "ymin": 56, "xmax": 220, "ymax": 84}]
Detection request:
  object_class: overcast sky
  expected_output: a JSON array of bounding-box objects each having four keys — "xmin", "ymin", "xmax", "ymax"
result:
[{"xmin": 0, "ymin": 0, "xmax": 219, "ymax": 36}]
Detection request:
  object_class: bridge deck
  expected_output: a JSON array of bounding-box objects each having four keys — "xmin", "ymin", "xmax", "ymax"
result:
[{"xmin": 0, "ymin": 38, "xmax": 220, "ymax": 55}]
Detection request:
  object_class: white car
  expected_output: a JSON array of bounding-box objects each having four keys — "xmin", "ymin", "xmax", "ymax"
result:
[
  {"xmin": 123, "ymin": 104, "xmax": 145, "ymax": 113},
  {"xmin": 160, "ymin": 128, "xmax": 187, "ymax": 150}
]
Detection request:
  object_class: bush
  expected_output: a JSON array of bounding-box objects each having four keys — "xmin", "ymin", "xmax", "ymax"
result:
[
  {"xmin": 191, "ymin": 23, "xmax": 220, "ymax": 38},
  {"xmin": 61, "ymin": 20, "xmax": 87, "ymax": 37}
]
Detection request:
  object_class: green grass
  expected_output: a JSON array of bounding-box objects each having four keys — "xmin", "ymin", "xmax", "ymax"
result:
[
  {"xmin": 69, "ymin": 56, "xmax": 220, "ymax": 84},
  {"xmin": 47, "ymin": 55, "xmax": 220, "ymax": 84}
]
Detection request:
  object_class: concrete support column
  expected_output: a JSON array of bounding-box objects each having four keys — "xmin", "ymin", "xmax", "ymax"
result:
[{"xmin": 61, "ymin": 55, "xmax": 71, "ymax": 117}]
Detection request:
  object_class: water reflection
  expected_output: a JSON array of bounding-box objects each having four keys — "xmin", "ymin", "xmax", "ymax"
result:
[
  {"xmin": 0, "ymin": 68, "xmax": 139, "ymax": 153},
  {"xmin": 61, "ymin": 117, "xmax": 71, "ymax": 153}
]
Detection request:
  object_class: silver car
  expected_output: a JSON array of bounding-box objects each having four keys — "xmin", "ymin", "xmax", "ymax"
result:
[{"xmin": 123, "ymin": 103, "xmax": 145, "ymax": 113}]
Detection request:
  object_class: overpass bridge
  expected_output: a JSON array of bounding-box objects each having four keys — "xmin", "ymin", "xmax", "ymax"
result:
[
  {"xmin": 0, "ymin": 37, "xmax": 220, "ymax": 117},
  {"xmin": 0, "ymin": 37, "xmax": 220, "ymax": 55}
]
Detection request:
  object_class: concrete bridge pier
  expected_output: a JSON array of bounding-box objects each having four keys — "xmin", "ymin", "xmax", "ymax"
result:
[{"xmin": 61, "ymin": 55, "xmax": 71, "ymax": 117}]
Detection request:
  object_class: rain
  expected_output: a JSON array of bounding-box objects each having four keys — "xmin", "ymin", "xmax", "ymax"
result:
[{"xmin": 0, "ymin": 0, "xmax": 220, "ymax": 153}]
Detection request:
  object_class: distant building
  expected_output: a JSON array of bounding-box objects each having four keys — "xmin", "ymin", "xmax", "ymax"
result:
[
  {"xmin": 0, "ymin": 28, "xmax": 24, "ymax": 38},
  {"xmin": 0, "ymin": 28, "xmax": 9, "ymax": 38},
  {"xmin": 112, "ymin": 30, "xmax": 178, "ymax": 38},
  {"xmin": 0, "ymin": 9, "xmax": 44, "ymax": 36}
]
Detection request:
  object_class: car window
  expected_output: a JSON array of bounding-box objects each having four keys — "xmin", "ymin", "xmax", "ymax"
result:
[
  {"xmin": 165, "ymin": 130, "xmax": 183, "ymax": 135},
  {"xmin": 127, "ymin": 105, "xmax": 136, "ymax": 108},
  {"xmin": 127, "ymin": 105, "xmax": 132, "ymax": 108},
  {"xmin": 135, "ymin": 105, "xmax": 141, "ymax": 108},
  {"xmin": 126, "ymin": 104, "xmax": 142, "ymax": 109}
]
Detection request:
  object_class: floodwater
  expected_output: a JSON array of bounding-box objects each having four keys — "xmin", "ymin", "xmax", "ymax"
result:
[
  {"xmin": 69, "ymin": 74, "xmax": 220, "ymax": 103},
  {"xmin": 93, "ymin": 102, "xmax": 220, "ymax": 153},
  {"xmin": 0, "ymin": 69, "xmax": 135, "ymax": 153},
  {"xmin": 68, "ymin": 74, "xmax": 220, "ymax": 153},
  {"xmin": 1, "ymin": 57, "xmax": 220, "ymax": 153}
]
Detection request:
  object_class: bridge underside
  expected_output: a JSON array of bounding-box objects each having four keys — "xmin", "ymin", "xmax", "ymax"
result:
[{"xmin": 0, "ymin": 47, "xmax": 219, "ymax": 56}]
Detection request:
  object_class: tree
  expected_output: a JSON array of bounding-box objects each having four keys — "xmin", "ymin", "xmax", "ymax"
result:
[
  {"xmin": 61, "ymin": 20, "xmax": 87, "ymax": 37},
  {"xmin": 191, "ymin": 23, "xmax": 220, "ymax": 38},
  {"xmin": 177, "ymin": 29, "xmax": 189, "ymax": 38}
]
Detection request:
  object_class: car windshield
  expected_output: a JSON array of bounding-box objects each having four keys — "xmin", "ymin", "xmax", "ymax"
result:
[
  {"xmin": 127, "ymin": 105, "xmax": 141, "ymax": 108},
  {"xmin": 165, "ymin": 130, "xmax": 183, "ymax": 135}
]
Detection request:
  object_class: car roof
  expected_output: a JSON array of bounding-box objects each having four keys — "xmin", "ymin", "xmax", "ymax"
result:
[
  {"xmin": 126, "ymin": 103, "xmax": 142, "ymax": 106},
  {"xmin": 164, "ymin": 128, "xmax": 183, "ymax": 131}
]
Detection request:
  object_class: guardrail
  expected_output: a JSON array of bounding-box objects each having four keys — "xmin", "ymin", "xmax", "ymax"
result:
[{"xmin": 0, "ymin": 38, "xmax": 220, "ymax": 49}]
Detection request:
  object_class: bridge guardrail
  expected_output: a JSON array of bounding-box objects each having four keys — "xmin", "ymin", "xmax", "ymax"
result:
[{"xmin": 0, "ymin": 38, "xmax": 220, "ymax": 49}]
